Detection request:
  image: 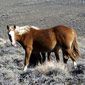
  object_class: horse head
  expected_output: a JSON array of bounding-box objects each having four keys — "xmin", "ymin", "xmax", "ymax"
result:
[
  {"xmin": 7, "ymin": 25, "xmax": 18, "ymax": 47},
  {"xmin": 7, "ymin": 25, "xmax": 34, "ymax": 47}
]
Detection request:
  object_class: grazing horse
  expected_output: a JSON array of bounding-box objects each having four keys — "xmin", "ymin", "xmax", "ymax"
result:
[{"xmin": 7, "ymin": 25, "xmax": 80, "ymax": 71}]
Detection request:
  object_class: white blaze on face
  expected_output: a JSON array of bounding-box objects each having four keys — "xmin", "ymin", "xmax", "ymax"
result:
[{"xmin": 9, "ymin": 30, "xmax": 17, "ymax": 47}]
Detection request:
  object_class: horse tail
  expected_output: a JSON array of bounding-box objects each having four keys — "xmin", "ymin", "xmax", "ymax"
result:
[{"xmin": 72, "ymin": 35, "xmax": 80, "ymax": 60}]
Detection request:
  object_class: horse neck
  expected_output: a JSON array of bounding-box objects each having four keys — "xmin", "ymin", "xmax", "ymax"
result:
[
  {"xmin": 18, "ymin": 32, "xmax": 32, "ymax": 48},
  {"xmin": 15, "ymin": 34, "xmax": 21, "ymax": 41},
  {"xmin": 17, "ymin": 35, "xmax": 25, "ymax": 49}
]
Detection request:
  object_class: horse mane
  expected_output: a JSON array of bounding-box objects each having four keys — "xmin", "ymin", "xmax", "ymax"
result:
[{"xmin": 15, "ymin": 25, "xmax": 40, "ymax": 35}]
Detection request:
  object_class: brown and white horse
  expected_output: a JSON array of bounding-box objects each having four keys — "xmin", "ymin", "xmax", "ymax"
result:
[{"xmin": 7, "ymin": 25, "xmax": 80, "ymax": 71}]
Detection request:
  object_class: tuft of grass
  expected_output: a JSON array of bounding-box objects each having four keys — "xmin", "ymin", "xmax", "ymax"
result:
[{"xmin": 35, "ymin": 61, "xmax": 69, "ymax": 75}]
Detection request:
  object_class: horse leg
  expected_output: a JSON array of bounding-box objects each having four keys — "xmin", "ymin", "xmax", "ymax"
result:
[
  {"xmin": 24, "ymin": 47, "xmax": 32, "ymax": 72},
  {"xmin": 47, "ymin": 52, "xmax": 51, "ymax": 62},
  {"xmin": 64, "ymin": 48, "xmax": 77, "ymax": 68},
  {"xmin": 54, "ymin": 46, "xmax": 60, "ymax": 62},
  {"xmin": 40, "ymin": 52, "xmax": 46, "ymax": 64},
  {"xmin": 63, "ymin": 55, "xmax": 69, "ymax": 64},
  {"xmin": 40, "ymin": 52, "xmax": 51, "ymax": 63},
  {"xmin": 62, "ymin": 49, "xmax": 69, "ymax": 64},
  {"xmin": 29, "ymin": 53, "xmax": 38, "ymax": 66},
  {"xmin": 37, "ymin": 52, "xmax": 42, "ymax": 65}
]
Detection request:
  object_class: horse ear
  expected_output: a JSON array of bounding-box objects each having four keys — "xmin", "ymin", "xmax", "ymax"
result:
[
  {"xmin": 14, "ymin": 25, "xmax": 16, "ymax": 29},
  {"xmin": 7, "ymin": 25, "xmax": 9, "ymax": 30}
]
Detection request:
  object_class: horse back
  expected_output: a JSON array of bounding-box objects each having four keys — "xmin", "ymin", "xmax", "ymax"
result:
[
  {"xmin": 53, "ymin": 25, "xmax": 75, "ymax": 35},
  {"xmin": 30, "ymin": 28, "xmax": 57, "ymax": 51}
]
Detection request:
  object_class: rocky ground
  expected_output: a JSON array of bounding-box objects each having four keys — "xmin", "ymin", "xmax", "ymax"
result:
[{"xmin": 0, "ymin": 0, "xmax": 85, "ymax": 85}]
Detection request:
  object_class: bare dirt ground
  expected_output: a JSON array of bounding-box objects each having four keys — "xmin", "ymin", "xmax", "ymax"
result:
[{"xmin": 0, "ymin": 0, "xmax": 85, "ymax": 85}]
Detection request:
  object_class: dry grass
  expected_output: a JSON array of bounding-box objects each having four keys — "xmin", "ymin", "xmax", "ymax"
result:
[{"xmin": 35, "ymin": 61, "xmax": 69, "ymax": 75}]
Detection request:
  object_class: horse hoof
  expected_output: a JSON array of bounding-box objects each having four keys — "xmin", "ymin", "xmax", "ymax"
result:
[{"xmin": 24, "ymin": 65, "xmax": 28, "ymax": 72}]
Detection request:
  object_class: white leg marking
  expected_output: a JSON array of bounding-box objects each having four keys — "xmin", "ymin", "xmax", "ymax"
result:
[
  {"xmin": 73, "ymin": 61, "xmax": 77, "ymax": 68},
  {"xmin": 24, "ymin": 65, "xmax": 28, "ymax": 72}
]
